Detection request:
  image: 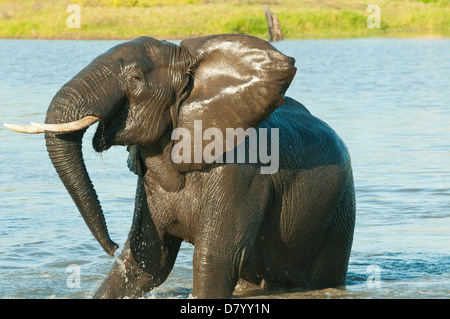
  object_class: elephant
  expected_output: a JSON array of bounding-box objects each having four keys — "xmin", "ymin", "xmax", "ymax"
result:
[{"xmin": 4, "ymin": 34, "xmax": 355, "ymax": 299}]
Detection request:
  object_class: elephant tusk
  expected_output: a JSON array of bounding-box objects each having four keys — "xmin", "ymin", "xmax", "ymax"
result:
[
  {"xmin": 3, "ymin": 123, "xmax": 45, "ymax": 134},
  {"xmin": 30, "ymin": 116, "xmax": 100, "ymax": 133}
]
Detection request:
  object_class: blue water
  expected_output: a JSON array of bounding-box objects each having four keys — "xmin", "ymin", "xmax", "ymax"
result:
[{"xmin": 0, "ymin": 38, "xmax": 449, "ymax": 298}]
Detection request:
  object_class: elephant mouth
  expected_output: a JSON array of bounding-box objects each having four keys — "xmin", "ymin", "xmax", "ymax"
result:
[
  {"xmin": 93, "ymin": 121, "xmax": 117, "ymax": 152},
  {"xmin": 93, "ymin": 101, "xmax": 129, "ymax": 152}
]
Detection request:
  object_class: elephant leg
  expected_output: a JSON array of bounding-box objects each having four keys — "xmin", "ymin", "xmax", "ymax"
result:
[
  {"xmin": 93, "ymin": 242, "xmax": 153, "ymax": 299},
  {"xmin": 93, "ymin": 176, "xmax": 183, "ymax": 299},
  {"xmin": 310, "ymin": 177, "xmax": 356, "ymax": 288},
  {"xmin": 190, "ymin": 167, "xmax": 270, "ymax": 298},
  {"xmin": 192, "ymin": 210, "xmax": 264, "ymax": 298},
  {"xmin": 193, "ymin": 244, "xmax": 249, "ymax": 298},
  {"xmin": 94, "ymin": 235, "xmax": 182, "ymax": 299}
]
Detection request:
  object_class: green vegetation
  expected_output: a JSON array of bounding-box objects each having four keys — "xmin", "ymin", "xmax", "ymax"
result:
[{"xmin": 0, "ymin": 0, "xmax": 448, "ymax": 40}]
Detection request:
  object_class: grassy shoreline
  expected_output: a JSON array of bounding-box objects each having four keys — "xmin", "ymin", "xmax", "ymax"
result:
[{"xmin": 1, "ymin": 0, "xmax": 449, "ymax": 40}]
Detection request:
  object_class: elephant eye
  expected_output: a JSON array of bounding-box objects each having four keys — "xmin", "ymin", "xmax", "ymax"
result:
[{"xmin": 131, "ymin": 76, "xmax": 140, "ymax": 81}]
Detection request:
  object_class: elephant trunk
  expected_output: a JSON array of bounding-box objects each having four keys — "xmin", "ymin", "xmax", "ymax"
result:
[
  {"xmin": 44, "ymin": 62, "xmax": 122, "ymax": 256},
  {"xmin": 46, "ymin": 130, "xmax": 118, "ymax": 256}
]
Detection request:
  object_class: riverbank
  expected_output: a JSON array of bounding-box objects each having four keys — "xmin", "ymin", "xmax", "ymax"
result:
[{"xmin": 0, "ymin": 0, "xmax": 449, "ymax": 40}]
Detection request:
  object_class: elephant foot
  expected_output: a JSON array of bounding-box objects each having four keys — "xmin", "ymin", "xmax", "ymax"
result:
[{"xmin": 94, "ymin": 246, "xmax": 154, "ymax": 299}]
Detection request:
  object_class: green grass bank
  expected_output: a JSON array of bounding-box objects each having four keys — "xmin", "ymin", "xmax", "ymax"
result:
[{"xmin": 0, "ymin": 0, "xmax": 449, "ymax": 40}]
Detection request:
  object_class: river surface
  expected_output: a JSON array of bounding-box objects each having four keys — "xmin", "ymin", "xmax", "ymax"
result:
[{"xmin": 0, "ymin": 38, "xmax": 449, "ymax": 299}]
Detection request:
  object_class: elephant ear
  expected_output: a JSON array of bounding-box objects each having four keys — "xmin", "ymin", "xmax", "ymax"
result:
[{"xmin": 172, "ymin": 34, "xmax": 296, "ymax": 171}]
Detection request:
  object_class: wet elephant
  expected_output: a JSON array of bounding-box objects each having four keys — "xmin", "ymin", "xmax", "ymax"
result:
[{"xmin": 4, "ymin": 34, "xmax": 355, "ymax": 298}]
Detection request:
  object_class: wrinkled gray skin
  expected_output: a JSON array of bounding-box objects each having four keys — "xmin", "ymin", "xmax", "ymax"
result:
[{"xmin": 43, "ymin": 34, "xmax": 355, "ymax": 298}]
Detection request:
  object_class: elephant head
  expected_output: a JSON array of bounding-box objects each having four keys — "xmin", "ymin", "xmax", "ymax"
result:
[{"xmin": 4, "ymin": 35, "xmax": 296, "ymax": 256}]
